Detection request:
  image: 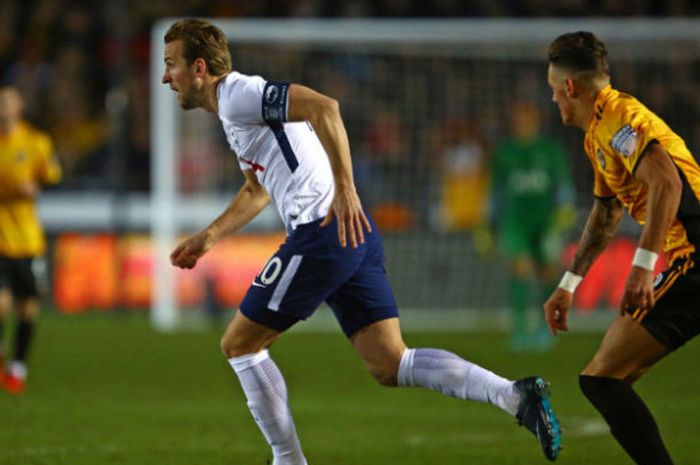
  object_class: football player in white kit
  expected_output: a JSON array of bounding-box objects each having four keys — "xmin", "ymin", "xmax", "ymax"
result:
[{"xmin": 162, "ymin": 19, "xmax": 562, "ymax": 464}]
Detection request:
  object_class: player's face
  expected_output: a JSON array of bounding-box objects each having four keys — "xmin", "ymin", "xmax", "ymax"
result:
[
  {"xmin": 547, "ymin": 64, "xmax": 576, "ymax": 126},
  {"xmin": 162, "ymin": 40, "xmax": 199, "ymax": 110},
  {"xmin": 0, "ymin": 88, "xmax": 23, "ymax": 134}
]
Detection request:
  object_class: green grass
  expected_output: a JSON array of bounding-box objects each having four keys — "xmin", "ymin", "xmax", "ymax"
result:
[{"xmin": 1, "ymin": 313, "xmax": 698, "ymax": 464}]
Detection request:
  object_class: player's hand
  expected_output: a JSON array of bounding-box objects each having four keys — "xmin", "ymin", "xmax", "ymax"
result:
[
  {"xmin": 619, "ymin": 266, "xmax": 655, "ymax": 315},
  {"xmin": 170, "ymin": 231, "xmax": 214, "ymax": 269},
  {"xmin": 321, "ymin": 185, "xmax": 371, "ymax": 248},
  {"xmin": 543, "ymin": 288, "xmax": 573, "ymax": 335}
]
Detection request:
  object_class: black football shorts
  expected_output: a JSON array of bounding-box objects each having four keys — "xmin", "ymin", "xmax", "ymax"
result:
[
  {"xmin": 0, "ymin": 257, "xmax": 39, "ymax": 299},
  {"xmin": 627, "ymin": 254, "xmax": 700, "ymax": 351}
]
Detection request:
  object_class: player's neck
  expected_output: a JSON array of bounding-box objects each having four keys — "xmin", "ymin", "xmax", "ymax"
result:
[
  {"xmin": 577, "ymin": 83, "xmax": 608, "ymax": 130},
  {"xmin": 201, "ymin": 74, "xmax": 228, "ymax": 114},
  {"xmin": 0, "ymin": 121, "xmax": 19, "ymax": 137}
]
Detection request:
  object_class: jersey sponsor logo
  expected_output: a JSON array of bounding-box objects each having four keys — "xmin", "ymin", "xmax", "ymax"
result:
[
  {"xmin": 596, "ymin": 148, "xmax": 607, "ymax": 170},
  {"xmin": 610, "ymin": 124, "xmax": 639, "ymax": 157},
  {"xmin": 239, "ymin": 156, "xmax": 265, "ymax": 172}
]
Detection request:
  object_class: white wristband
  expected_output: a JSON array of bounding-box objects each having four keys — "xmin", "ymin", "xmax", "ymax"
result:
[
  {"xmin": 632, "ymin": 248, "xmax": 658, "ymax": 271},
  {"xmin": 558, "ymin": 271, "xmax": 583, "ymax": 293}
]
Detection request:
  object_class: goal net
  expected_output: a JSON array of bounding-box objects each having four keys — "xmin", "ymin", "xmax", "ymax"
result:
[{"xmin": 150, "ymin": 18, "xmax": 700, "ymax": 331}]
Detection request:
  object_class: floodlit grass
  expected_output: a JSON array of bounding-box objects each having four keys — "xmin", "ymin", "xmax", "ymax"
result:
[{"xmin": 0, "ymin": 312, "xmax": 698, "ymax": 464}]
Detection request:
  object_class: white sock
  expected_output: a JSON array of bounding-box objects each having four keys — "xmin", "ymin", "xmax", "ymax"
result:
[
  {"xmin": 397, "ymin": 348, "xmax": 520, "ymax": 416},
  {"xmin": 229, "ymin": 350, "xmax": 307, "ymax": 465},
  {"xmin": 9, "ymin": 361, "xmax": 27, "ymax": 379}
]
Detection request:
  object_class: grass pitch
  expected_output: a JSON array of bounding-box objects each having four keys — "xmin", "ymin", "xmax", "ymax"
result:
[{"xmin": 0, "ymin": 312, "xmax": 698, "ymax": 465}]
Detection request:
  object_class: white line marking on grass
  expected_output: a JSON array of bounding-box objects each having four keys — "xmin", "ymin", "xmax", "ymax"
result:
[{"xmin": 564, "ymin": 417, "xmax": 609, "ymax": 437}]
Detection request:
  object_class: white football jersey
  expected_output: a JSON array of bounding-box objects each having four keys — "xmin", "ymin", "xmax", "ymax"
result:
[{"xmin": 217, "ymin": 72, "xmax": 334, "ymax": 232}]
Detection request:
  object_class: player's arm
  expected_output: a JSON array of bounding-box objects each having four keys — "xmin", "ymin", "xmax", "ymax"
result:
[
  {"xmin": 287, "ymin": 83, "xmax": 371, "ymax": 248},
  {"xmin": 170, "ymin": 169, "xmax": 270, "ymax": 269},
  {"xmin": 544, "ymin": 196, "xmax": 624, "ymax": 334},
  {"xmin": 620, "ymin": 143, "xmax": 682, "ymax": 311},
  {"xmin": 571, "ymin": 196, "xmax": 625, "ymax": 276}
]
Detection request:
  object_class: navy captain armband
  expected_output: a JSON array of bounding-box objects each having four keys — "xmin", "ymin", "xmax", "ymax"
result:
[{"xmin": 262, "ymin": 81, "xmax": 290, "ymax": 124}]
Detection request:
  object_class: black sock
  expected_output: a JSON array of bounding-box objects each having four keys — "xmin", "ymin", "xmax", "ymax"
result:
[
  {"xmin": 14, "ymin": 320, "xmax": 34, "ymax": 364},
  {"xmin": 579, "ymin": 375, "xmax": 673, "ymax": 465}
]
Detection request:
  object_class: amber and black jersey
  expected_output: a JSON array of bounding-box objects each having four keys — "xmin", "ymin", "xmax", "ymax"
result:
[
  {"xmin": 584, "ymin": 85, "xmax": 700, "ymax": 263},
  {"xmin": 0, "ymin": 121, "xmax": 61, "ymax": 258}
]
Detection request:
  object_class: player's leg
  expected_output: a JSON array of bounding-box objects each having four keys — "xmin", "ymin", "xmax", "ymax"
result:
[
  {"xmin": 0, "ymin": 286, "xmax": 11, "ymax": 383},
  {"xmin": 220, "ymin": 246, "xmax": 304, "ymax": 465},
  {"xmin": 221, "ymin": 220, "xmax": 361, "ymax": 465},
  {"xmin": 0, "ymin": 258, "xmax": 13, "ymax": 379},
  {"xmin": 500, "ymin": 224, "xmax": 534, "ymax": 350},
  {"xmin": 330, "ymin": 234, "xmax": 561, "ymax": 460},
  {"xmin": 346, "ymin": 317, "xmax": 561, "ymax": 460},
  {"xmin": 350, "ymin": 317, "xmax": 518, "ymax": 411},
  {"xmin": 579, "ymin": 314, "xmax": 673, "ymax": 465},
  {"xmin": 7, "ymin": 297, "xmax": 39, "ymax": 381},
  {"xmin": 221, "ymin": 311, "xmax": 307, "ymax": 465},
  {"xmin": 508, "ymin": 256, "xmax": 533, "ymax": 350},
  {"xmin": 580, "ymin": 256, "xmax": 700, "ymax": 465},
  {"xmin": 4, "ymin": 258, "xmax": 40, "ymax": 394}
]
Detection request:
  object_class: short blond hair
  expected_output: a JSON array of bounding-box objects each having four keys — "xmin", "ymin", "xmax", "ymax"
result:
[{"xmin": 164, "ymin": 19, "xmax": 232, "ymax": 75}]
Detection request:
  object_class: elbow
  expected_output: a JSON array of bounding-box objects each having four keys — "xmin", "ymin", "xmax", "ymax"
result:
[
  {"xmin": 661, "ymin": 171, "xmax": 683, "ymax": 203},
  {"xmin": 319, "ymin": 96, "xmax": 340, "ymax": 120}
]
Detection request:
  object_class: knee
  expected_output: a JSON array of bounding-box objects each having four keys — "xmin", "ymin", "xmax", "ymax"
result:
[
  {"xmin": 581, "ymin": 353, "xmax": 628, "ymax": 379},
  {"xmin": 368, "ymin": 364, "xmax": 399, "ymax": 387},
  {"xmin": 16, "ymin": 299, "xmax": 39, "ymax": 320},
  {"xmin": 0, "ymin": 290, "xmax": 12, "ymax": 317},
  {"xmin": 220, "ymin": 334, "xmax": 251, "ymax": 359}
]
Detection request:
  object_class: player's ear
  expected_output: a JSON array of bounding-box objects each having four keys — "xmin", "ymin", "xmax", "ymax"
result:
[
  {"xmin": 564, "ymin": 78, "xmax": 578, "ymax": 98},
  {"xmin": 193, "ymin": 57, "xmax": 207, "ymax": 76}
]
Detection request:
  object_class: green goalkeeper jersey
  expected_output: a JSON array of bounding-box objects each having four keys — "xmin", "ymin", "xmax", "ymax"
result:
[{"xmin": 491, "ymin": 136, "xmax": 572, "ymax": 232}]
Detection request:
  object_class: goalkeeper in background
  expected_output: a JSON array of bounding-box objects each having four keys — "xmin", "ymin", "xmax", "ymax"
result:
[
  {"xmin": 0, "ymin": 85, "xmax": 62, "ymax": 394},
  {"xmin": 487, "ymin": 100, "xmax": 575, "ymax": 351}
]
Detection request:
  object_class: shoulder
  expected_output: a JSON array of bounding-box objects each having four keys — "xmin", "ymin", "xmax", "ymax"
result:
[
  {"xmin": 18, "ymin": 122, "xmax": 52, "ymax": 152},
  {"xmin": 218, "ymin": 72, "xmax": 266, "ymax": 101},
  {"xmin": 217, "ymin": 72, "xmax": 268, "ymax": 123}
]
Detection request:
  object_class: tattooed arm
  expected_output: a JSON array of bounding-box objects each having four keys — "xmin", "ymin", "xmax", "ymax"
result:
[
  {"xmin": 543, "ymin": 196, "xmax": 624, "ymax": 334},
  {"xmin": 571, "ymin": 196, "xmax": 625, "ymax": 276}
]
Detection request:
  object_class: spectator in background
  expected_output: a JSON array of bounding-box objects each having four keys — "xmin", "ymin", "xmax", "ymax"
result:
[
  {"xmin": 487, "ymin": 100, "xmax": 575, "ymax": 351},
  {"xmin": 0, "ymin": 86, "xmax": 62, "ymax": 394},
  {"xmin": 434, "ymin": 117, "xmax": 490, "ymax": 231},
  {"xmin": 48, "ymin": 46, "xmax": 110, "ymax": 184},
  {"xmin": 362, "ymin": 108, "xmax": 414, "ymax": 231}
]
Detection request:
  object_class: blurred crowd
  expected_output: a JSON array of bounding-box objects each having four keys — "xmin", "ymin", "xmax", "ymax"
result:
[{"xmin": 1, "ymin": 0, "xmax": 699, "ymax": 222}]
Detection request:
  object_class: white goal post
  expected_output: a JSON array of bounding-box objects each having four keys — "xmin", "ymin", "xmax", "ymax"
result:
[{"xmin": 150, "ymin": 18, "xmax": 700, "ymax": 331}]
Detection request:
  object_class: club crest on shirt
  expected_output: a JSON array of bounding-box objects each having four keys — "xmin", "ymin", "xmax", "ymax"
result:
[
  {"xmin": 610, "ymin": 124, "xmax": 639, "ymax": 157},
  {"xmin": 596, "ymin": 148, "xmax": 606, "ymax": 170}
]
